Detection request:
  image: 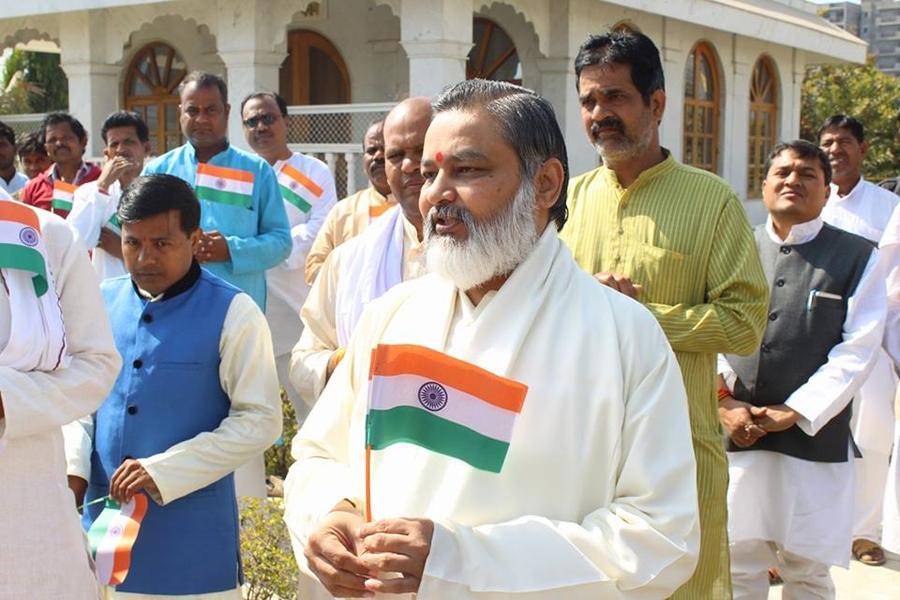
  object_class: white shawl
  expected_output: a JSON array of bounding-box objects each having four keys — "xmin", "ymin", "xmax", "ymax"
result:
[{"xmin": 335, "ymin": 205, "xmax": 405, "ymax": 346}]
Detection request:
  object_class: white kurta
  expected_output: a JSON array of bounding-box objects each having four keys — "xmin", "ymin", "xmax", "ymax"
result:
[
  {"xmin": 68, "ymin": 180, "xmax": 128, "ymax": 281},
  {"xmin": 823, "ymin": 177, "xmax": 898, "ymax": 455},
  {"xmin": 0, "ymin": 207, "xmax": 122, "ymax": 599},
  {"xmin": 289, "ymin": 214, "xmax": 425, "ymax": 405},
  {"xmin": 879, "ymin": 204, "xmax": 900, "ymax": 554},
  {"xmin": 285, "ymin": 226, "xmax": 701, "ymax": 599},
  {"xmin": 721, "ymin": 217, "xmax": 886, "ymax": 567}
]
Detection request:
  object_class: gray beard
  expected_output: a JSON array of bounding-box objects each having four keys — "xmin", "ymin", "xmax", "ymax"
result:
[
  {"xmin": 424, "ymin": 181, "xmax": 539, "ymax": 292},
  {"xmin": 593, "ymin": 118, "xmax": 655, "ymax": 164}
]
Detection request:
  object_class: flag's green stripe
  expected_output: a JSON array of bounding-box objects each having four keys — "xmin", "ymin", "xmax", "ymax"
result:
[
  {"xmin": 86, "ymin": 499, "xmax": 120, "ymax": 559},
  {"xmin": 367, "ymin": 406, "xmax": 509, "ymax": 473},
  {"xmin": 51, "ymin": 198, "xmax": 73, "ymax": 212},
  {"xmin": 279, "ymin": 184, "xmax": 312, "ymax": 213},
  {"xmin": 108, "ymin": 214, "xmax": 120, "ymax": 229},
  {"xmin": 0, "ymin": 243, "xmax": 48, "ymax": 296},
  {"xmin": 196, "ymin": 185, "xmax": 253, "ymax": 209}
]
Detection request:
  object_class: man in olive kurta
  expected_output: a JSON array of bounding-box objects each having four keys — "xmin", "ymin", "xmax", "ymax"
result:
[{"xmin": 561, "ymin": 31, "xmax": 768, "ymax": 598}]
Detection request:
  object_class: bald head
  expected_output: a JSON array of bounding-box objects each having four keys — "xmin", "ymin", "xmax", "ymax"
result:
[{"xmin": 383, "ymin": 97, "xmax": 433, "ymax": 232}]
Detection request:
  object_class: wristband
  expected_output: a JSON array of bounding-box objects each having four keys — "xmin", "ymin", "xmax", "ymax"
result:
[{"xmin": 717, "ymin": 387, "xmax": 732, "ymax": 401}]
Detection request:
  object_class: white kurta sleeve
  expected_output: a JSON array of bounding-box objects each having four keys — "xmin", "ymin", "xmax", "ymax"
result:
[
  {"xmin": 785, "ymin": 250, "xmax": 887, "ymax": 435},
  {"xmin": 0, "ymin": 217, "xmax": 121, "ymax": 441},
  {"xmin": 290, "ymin": 245, "xmax": 343, "ymax": 404},
  {"xmin": 67, "ymin": 183, "xmax": 114, "ymax": 249},
  {"xmin": 138, "ymin": 293, "xmax": 282, "ymax": 504},
  {"xmin": 284, "ymin": 167, "xmax": 337, "ymax": 271},
  {"xmin": 418, "ymin": 317, "xmax": 700, "ymax": 599},
  {"xmin": 62, "ymin": 415, "xmax": 94, "ymax": 481}
]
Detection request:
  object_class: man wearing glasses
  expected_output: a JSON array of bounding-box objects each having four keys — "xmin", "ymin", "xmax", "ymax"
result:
[{"xmin": 241, "ymin": 92, "xmax": 337, "ymax": 420}]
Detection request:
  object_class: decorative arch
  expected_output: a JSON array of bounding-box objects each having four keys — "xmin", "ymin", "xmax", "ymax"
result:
[
  {"xmin": 123, "ymin": 41, "xmax": 187, "ymax": 155},
  {"xmin": 747, "ymin": 55, "xmax": 779, "ymax": 197},
  {"xmin": 0, "ymin": 27, "xmax": 60, "ymax": 50},
  {"xmin": 467, "ymin": 17, "xmax": 521, "ymax": 84},
  {"xmin": 279, "ymin": 29, "xmax": 351, "ymax": 105},
  {"xmin": 683, "ymin": 41, "xmax": 722, "ymax": 174}
]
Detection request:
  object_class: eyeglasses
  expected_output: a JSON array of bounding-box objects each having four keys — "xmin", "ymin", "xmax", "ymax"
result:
[{"xmin": 242, "ymin": 114, "xmax": 279, "ymax": 129}]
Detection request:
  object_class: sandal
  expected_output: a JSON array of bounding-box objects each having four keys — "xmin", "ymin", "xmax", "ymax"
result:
[{"xmin": 852, "ymin": 538, "xmax": 886, "ymax": 566}]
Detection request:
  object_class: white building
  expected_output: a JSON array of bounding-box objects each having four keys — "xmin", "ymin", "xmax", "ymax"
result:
[{"xmin": 0, "ymin": 0, "xmax": 866, "ymax": 211}]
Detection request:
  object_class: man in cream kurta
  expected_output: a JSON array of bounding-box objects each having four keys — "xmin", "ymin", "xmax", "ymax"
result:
[
  {"xmin": 285, "ymin": 79, "xmax": 699, "ymax": 600},
  {"xmin": 819, "ymin": 115, "xmax": 899, "ymax": 564},
  {"xmin": 290, "ymin": 99, "xmax": 429, "ymax": 406},
  {"xmin": 305, "ymin": 120, "xmax": 394, "ymax": 285},
  {"xmin": 0, "ymin": 188, "xmax": 122, "ymax": 598},
  {"xmin": 242, "ymin": 92, "xmax": 337, "ymax": 418}
]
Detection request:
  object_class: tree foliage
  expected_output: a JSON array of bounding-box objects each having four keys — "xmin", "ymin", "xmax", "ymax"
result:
[
  {"xmin": 0, "ymin": 49, "xmax": 68, "ymax": 114},
  {"xmin": 801, "ymin": 59, "xmax": 900, "ymax": 180}
]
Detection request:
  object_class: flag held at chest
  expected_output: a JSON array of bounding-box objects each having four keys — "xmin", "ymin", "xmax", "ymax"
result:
[{"xmin": 366, "ymin": 343, "xmax": 528, "ymax": 473}]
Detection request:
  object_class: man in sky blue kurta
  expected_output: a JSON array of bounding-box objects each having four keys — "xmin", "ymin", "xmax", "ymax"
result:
[{"xmin": 143, "ymin": 71, "xmax": 290, "ymax": 311}]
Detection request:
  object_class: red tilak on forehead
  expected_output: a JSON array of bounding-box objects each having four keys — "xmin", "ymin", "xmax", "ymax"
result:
[{"xmin": 435, "ymin": 151, "xmax": 444, "ymax": 163}]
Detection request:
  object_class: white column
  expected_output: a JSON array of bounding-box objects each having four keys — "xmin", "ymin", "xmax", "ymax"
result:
[
  {"xmin": 59, "ymin": 63, "xmax": 120, "ymax": 158},
  {"xmin": 728, "ymin": 60, "xmax": 752, "ymax": 200},
  {"xmin": 660, "ymin": 41, "xmax": 685, "ymax": 160},
  {"xmin": 218, "ymin": 51, "xmax": 285, "ymax": 150},
  {"xmin": 538, "ymin": 57, "xmax": 594, "ymax": 178},
  {"xmin": 57, "ymin": 10, "xmax": 118, "ymax": 158},
  {"xmin": 786, "ymin": 49, "xmax": 804, "ymax": 140},
  {"xmin": 399, "ymin": 0, "xmax": 473, "ymax": 97}
]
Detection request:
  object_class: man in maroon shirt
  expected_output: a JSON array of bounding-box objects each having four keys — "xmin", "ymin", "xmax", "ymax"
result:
[{"xmin": 20, "ymin": 112, "xmax": 101, "ymax": 218}]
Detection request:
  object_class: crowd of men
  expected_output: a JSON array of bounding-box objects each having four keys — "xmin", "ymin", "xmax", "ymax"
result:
[{"xmin": 0, "ymin": 28, "xmax": 897, "ymax": 600}]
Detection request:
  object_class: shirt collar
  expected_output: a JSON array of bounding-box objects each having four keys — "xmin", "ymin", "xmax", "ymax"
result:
[
  {"xmin": 829, "ymin": 176, "xmax": 865, "ymax": 202},
  {"xmin": 601, "ymin": 148, "xmax": 675, "ymax": 191},
  {"xmin": 132, "ymin": 259, "xmax": 202, "ymax": 302},
  {"xmin": 185, "ymin": 140, "xmax": 231, "ymax": 164},
  {"xmin": 765, "ymin": 215, "xmax": 824, "ymax": 245},
  {"xmin": 49, "ymin": 161, "xmax": 91, "ymax": 184}
]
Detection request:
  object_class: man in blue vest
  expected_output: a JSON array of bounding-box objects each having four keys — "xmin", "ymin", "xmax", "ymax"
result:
[
  {"xmin": 68, "ymin": 174, "xmax": 282, "ymax": 598},
  {"xmin": 142, "ymin": 70, "xmax": 290, "ymax": 497}
]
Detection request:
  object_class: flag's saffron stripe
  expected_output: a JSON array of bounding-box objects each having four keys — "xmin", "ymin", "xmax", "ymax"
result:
[
  {"xmin": 0, "ymin": 202, "xmax": 41, "ymax": 230},
  {"xmin": 369, "ymin": 204, "xmax": 391, "ymax": 219},
  {"xmin": 196, "ymin": 186, "xmax": 253, "ymax": 209},
  {"xmin": 370, "ymin": 374, "xmax": 517, "ymax": 442},
  {"xmin": 0, "ymin": 243, "xmax": 48, "ymax": 296},
  {"xmin": 280, "ymin": 163, "xmax": 323, "ymax": 197},
  {"xmin": 279, "ymin": 184, "xmax": 312, "ymax": 213},
  {"xmin": 370, "ymin": 344, "xmax": 527, "ymax": 413},
  {"xmin": 51, "ymin": 199, "xmax": 73, "ymax": 212},
  {"xmin": 53, "ymin": 181, "xmax": 78, "ymax": 194},
  {"xmin": 109, "ymin": 495, "xmax": 148, "ymax": 585},
  {"xmin": 368, "ymin": 406, "xmax": 509, "ymax": 472},
  {"xmin": 196, "ymin": 163, "xmax": 255, "ymax": 183}
]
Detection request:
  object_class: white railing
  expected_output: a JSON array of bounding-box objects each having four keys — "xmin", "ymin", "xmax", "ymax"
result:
[
  {"xmin": 286, "ymin": 102, "xmax": 393, "ymax": 198},
  {"xmin": 0, "ymin": 112, "xmax": 48, "ymax": 137}
]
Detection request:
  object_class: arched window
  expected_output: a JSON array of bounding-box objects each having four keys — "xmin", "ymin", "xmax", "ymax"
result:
[
  {"xmin": 467, "ymin": 18, "xmax": 521, "ymax": 85},
  {"xmin": 683, "ymin": 42, "xmax": 721, "ymax": 174},
  {"xmin": 124, "ymin": 42, "xmax": 187, "ymax": 155},
  {"xmin": 279, "ymin": 30, "xmax": 351, "ymax": 105},
  {"xmin": 747, "ymin": 56, "xmax": 779, "ymax": 197}
]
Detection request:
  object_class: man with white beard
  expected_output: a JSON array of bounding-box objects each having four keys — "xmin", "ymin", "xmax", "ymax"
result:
[{"xmin": 284, "ymin": 79, "xmax": 700, "ymax": 600}]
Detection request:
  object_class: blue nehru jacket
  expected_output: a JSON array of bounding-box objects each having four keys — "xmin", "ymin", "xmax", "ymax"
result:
[
  {"xmin": 84, "ymin": 263, "xmax": 242, "ymax": 595},
  {"xmin": 142, "ymin": 142, "xmax": 291, "ymax": 310}
]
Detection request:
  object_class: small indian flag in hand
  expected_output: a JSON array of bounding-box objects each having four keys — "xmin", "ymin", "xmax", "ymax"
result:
[
  {"xmin": 195, "ymin": 164, "xmax": 254, "ymax": 209},
  {"xmin": 277, "ymin": 163, "xmax": 323, "ymax": 214},
  {"xmin": 51, "ymin": 181, "xmax": 77, "ymax": 214},
  {"xmin": 366, "ymin": 344, "xmax": 527, "ymax": 473},
  {"xmin": 87, "ymin": 495, "xmax": 149, "ymax": 586}
]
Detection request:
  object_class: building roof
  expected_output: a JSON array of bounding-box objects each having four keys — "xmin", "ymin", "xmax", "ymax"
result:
[
  {"xmin": 1, "ymin": 0, "xmax": 178, "ymax": 19},
  {"xmin": 602, "ymin": 0, "xmax": 867, "ymax": 64}
]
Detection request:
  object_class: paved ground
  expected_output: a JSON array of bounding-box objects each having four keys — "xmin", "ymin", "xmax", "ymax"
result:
[{"xmin": 767, "ymin": 549, "xmax": 900, "ymax": 599}]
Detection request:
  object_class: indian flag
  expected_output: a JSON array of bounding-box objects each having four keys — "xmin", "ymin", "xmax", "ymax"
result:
[
  {"xmin": 51, "ymin": 181, "xmax": 77, "ymax": 214},
  {"xmin": 106, "ymin": 212, "xmax": 121, "ymax": 234},
  {"xmin": 278, "ymin": 163, "xmax": 323, "ymax": 214},
  {"xmin": 0, "ymin": 201, "xmax": 49, "ymax": 296},
  {"xmin": 87, "ymin": 495, "xmax": 149, "ymax": 586},
  {"xmin": 195, "ymin": 164, "xmax": 254, "ymax": 209},
  {"xmin": 366, "ymin": 344, "xmax": 528, "ymax": 473}
]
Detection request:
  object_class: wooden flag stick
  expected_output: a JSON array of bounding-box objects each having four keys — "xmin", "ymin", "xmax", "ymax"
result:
[{"xmin": 364, "ymin": 445, "xmax": 373, "ymax": 522}]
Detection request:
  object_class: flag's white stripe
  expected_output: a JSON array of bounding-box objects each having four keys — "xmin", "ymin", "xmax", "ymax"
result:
[
  {"xmin": 196, "ymin": 172, "xmax": 253, "ymax": 196},
  {"xmin": 276, "ymin": 171, "xmax": 314, "ymax": 195},
  {"xmin": 0, "ymin": 220, "xmax": 46, "ymax": 252},
  {"xmin": 52, "ymin": 190, "xmax": 74, "ymax": 200},
  {"xmin": 94, "ymin": 498, "xmax": 139, "ymax": 584},
  {"xmin": 370, "ymin": 373, "xmax": 517, "ymax": 443}
]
